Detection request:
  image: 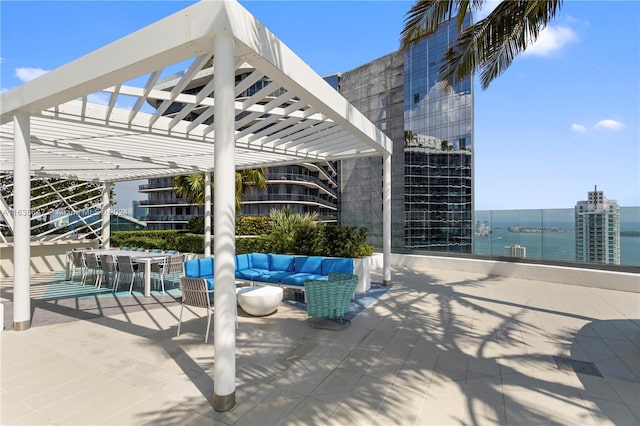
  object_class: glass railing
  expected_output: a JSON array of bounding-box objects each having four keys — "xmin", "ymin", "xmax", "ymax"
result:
[
  {"xmin": 138, "ymin": 183, "xmax": 173, "ymax": 190},
  {"xmin": 137, "ymin": 207, "xmax": 639, "ymax": 269},
  {"xmin": 140, "ymin": 215, "xmax": 192, "ymax": 222},
  {"xmin": 263, "ymin": 172, "xmax": 337, "ymax": 195},
  {"xmin": 138, "ymin": 198, "xmax": 193, "ymax": 206},
  {"xmin": 337, "ymin": 207, "xmax": 639, "ymax": 269},
  {"xmin": 243, "ymin": 194, "xmax": 337, "ymax": 209},
  {"xmin": 473, "ymin": 208, "xmax": 640, "ymax": 267}
]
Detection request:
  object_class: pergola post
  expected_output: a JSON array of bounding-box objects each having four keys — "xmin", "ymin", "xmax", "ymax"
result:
[
  {"xmin": 383, "ymin": 153, "xmax": 391, "ymax": 285},
  {"xmin": 13, "ymin": 111, "xmax": 31, "ymax": 331},
  {"xmin": 204, "ymin": 171, "xmax": 212, "ymax": 257},
  {"xmin": 213, "ymin": 32, "xmax": 236, "ymax": 412},
  {"xmin": 101, "ymin": 182, "xmax": 111, "ymax": 249}
]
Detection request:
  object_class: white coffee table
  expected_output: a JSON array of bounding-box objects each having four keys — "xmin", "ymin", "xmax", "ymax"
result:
[{"xmin": 237, "ymin": 286, "xmax": 283, "ymax": 316}]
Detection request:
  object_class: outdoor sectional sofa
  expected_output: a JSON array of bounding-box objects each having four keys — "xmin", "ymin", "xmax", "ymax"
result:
[{"xmin": 184, "ymin": 253, "xmax": 354, "ymax": 291}]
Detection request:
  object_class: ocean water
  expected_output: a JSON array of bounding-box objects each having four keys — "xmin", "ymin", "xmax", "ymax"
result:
[{"xmin": 474, "ymin": 207, "xmax": 640, "ymax": 267}]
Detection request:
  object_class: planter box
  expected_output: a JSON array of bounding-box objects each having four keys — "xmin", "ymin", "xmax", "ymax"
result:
[{"xmin": 353, "ymin": 256, "xmax": 374, "ymax": 293}]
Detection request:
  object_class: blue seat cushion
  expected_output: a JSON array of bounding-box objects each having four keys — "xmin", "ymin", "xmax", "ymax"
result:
[
  {"xmin": 280, "ymin": 273, "xmax": 325, "ymax": 286},
  {"xmin": 235, "ymin": 254, "xmax": 252, "ymax": 271},
  {"xmin": 250, "ymin": 253, "xmax": 269, "ymax": 270},
  {"xmin": 235, "ymin": 268, "xmax": 269, "ymax": 280},
  {"xmin": 204, "ymin": 277, "xmax": 214, "ymax": 291},
  {"xmin": 294, "ymin": 256, "xmax": 323, "ymax": 274},
  {"xmin": 256, "ymin": 271, "xmax": 292, "ymax": 283},
  {"xmin": 184, "ymin": 259, "xmax": 200, "ymax": 277},
  {"xmin": 269, "ymin": 254, "xmax": 295, "ymax": 272},
  {"xmin": 199, "ymin": 258, "xmax": 214, "ymax": 277},
  {"xmin": 321, "ymin": 258, "xmax": 354, "ymax": 275}
]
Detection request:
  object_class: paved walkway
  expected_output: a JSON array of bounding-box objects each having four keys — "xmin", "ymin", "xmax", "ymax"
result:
[{"xmin": 1, "ymin": 265, "xmax": 639, "ymax": 425}]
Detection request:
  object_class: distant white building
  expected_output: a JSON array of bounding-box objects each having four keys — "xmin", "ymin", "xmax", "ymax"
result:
[
  {"xmin": 504, "ymin": 244, "xmax": 526, "ymax": 258},
  {"xmin": 575, "ymin": 186, "xmax": 620, "ymax": 265}
]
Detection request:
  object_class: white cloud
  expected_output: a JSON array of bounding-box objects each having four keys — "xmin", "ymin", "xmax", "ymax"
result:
[
  {"xmin": 15, "ymin": 67, "xmax": 49, "ymax": 82},
  {"xmin": 571, "ymin": 124, "xmax": 587, "ymax": 133},
  {"xmin": 595, "ymin": 119, "xmax": 625, "ymax": 131},
  {"xmin": 524, "ymin": 26, "xmax": 578, "ymax": 57}
]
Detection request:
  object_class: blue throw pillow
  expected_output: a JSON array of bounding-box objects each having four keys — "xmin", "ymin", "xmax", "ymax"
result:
[
  {"xmin": 269, "ymin": 254, "xmax": 295, "ymax": 272},
  {"xmin": 295, "ymin": 256, "xmax": 323, "ymax": 274}
]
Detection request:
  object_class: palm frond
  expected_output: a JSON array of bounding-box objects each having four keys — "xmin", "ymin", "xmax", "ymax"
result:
[
  {"xmin": 174, "ymin": 168, "xmax": 267, "ymax": 212},
  {"xmin": 401, "ymin": 0, "xmax": 485, "ymax": 48},
  {"xmin": 174, "ymin": 173, "xmax": 207, "ymax": 204},
  {"xmin": 439, "ymin": 0, "xmax": 563, "ymax": 90}
]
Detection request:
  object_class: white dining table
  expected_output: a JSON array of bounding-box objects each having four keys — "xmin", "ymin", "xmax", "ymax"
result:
[{"xmin": 67, "ymin": 249, "xmax": 170, "ymax": 297}]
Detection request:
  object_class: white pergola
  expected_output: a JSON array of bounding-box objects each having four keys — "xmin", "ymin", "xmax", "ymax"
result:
[{"xmin": 0, "ymin": 0, "xmax": 392, "ymax": 411}]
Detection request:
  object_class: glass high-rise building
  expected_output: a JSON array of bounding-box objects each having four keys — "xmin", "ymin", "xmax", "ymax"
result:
[
  {"xmin": 403, "ymin": 17, "xmax": 473, "ymax": 252},
  {"xmin": 575, "ymin": 187, "xmax": 620, "ymax": 265},
  {"xmin": 339, "ymin": 17, "xmax": 474, "ymax": 252}
]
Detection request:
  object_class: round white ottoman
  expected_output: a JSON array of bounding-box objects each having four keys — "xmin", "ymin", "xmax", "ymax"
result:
[{"xmin": 237, "ymin": 286, "xmax": 283, "ymax": 316}]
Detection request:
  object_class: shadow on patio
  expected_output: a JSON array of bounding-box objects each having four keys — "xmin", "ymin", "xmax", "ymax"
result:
[{"xmin": 2, "ymin": 265, "xmax": 638, "ymax": 425}]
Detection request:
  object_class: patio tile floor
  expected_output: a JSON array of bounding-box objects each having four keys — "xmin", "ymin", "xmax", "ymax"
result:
[{"xmin": 1, "ymin": 265, "xmax": 639, "ymax": 425}]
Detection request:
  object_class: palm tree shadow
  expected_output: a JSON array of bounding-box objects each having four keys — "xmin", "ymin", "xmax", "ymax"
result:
[{"xmin": 374, "ymin": 266, "xmax": 614, "ymax": 425}]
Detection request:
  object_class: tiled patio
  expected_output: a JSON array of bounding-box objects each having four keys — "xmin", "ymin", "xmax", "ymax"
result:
[{"xmin": 1, "ymin": 264, "xmax": 639, "ymax": 425}]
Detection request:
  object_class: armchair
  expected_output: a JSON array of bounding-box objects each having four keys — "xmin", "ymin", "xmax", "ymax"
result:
[{"xmin": 304, "ymin": 273, "xmax": 358, "ymax": 328}]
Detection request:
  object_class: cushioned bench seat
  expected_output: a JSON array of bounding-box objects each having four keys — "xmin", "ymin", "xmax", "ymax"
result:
[{"xmin": 184, "ymin": 253, "xmax": 354, "ymax": 292}]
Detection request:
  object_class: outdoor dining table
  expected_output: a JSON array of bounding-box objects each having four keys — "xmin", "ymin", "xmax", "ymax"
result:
[{"xmin": 66, "ymin": 249, "xmax": 171, "ymax": 297}]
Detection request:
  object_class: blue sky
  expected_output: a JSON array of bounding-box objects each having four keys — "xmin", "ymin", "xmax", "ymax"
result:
[{"xmin": 1, "ymin": 1, "xmax": 638, "ymax": 210}]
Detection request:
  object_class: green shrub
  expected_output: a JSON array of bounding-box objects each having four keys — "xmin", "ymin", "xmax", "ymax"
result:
[
  {"xmin": 236, "ymin": 216, "xmax": 271, "ymax": 235},
  {"xmin": 187, "ymin": 216, "xmax": 205, "ymax": 234},
  {"xmin": 268, "ymin": 207, "xmax": 318, "ymax": 253},
  {"xmin": 236, "ymin": 235, "xmax": 271, "ymax": 254},
  {"xmin": 292, "ymin": 225, "xmax": 320, "ymax": 255},
  {"xmin": 312, "ymin": 224, "xmax": 373, "ymax": 258},
  {"xmin": 187, "ymin": 215, "xmax": 271, "ymax": 236},
  {"xmin": 173, "ymin": 234, "xmax": 205, "ymax": 253}
]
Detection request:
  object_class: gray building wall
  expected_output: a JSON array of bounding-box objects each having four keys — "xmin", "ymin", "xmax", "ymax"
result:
[{"xmin": 338, "ymin": 51, "xmax": 405, "ymax": 249}]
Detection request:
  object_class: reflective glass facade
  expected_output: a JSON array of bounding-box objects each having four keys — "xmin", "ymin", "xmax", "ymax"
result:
[{"xmin": 403, "ymin": 17, "xmax": 473, "ymax": 252}]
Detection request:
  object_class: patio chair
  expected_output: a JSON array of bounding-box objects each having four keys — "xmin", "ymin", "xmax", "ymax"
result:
[
  {"xmin": 69, "ymin": 250, "xmax": 87, "ymax": 285},
  {"xmin": 152, "ymin": 254, "xmax": 184, "ymax": 294},
  {"xmin": 117, "ymin": 255, "xmax": 141, "ymax": 294},
  {"xmin": 177, "ymin": 277, "xmax": 214, "ymax": 343},
  {"xmin": 99, "ymin": 254, "xmax": 118, "ymax": 290},
  {"xmin": 84, "ymin": 253, "xmax": 102, "ymax": 287},
  {"xmin": 304, "ymin": 273, "xmax": 358, "ymax": 328}
]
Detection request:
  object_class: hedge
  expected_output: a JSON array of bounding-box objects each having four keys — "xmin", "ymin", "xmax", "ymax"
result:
[
  {"xmin": 112, "ymin": 222, "xmax": 373, "ymax": 257},
  {"xmin": 186, "ymin": 215, "xmax": 271, "ymax": 235}
]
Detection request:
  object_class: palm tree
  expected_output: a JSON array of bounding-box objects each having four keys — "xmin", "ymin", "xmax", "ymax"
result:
[
  {"xmin": 174, "ymin": 168, "xmax": 267, "ymax": 212},
  {"xmin": 401, "ymin": 0, "xmax": 563, "ymax": 90}
]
